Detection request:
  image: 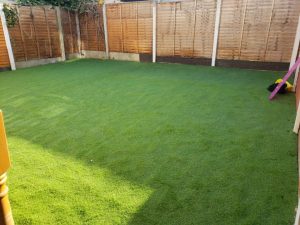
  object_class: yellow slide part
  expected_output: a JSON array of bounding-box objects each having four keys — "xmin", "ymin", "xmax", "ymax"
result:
[{"xmin": 275, "ymin": 79, "xmax": 293, "ymax": 92}]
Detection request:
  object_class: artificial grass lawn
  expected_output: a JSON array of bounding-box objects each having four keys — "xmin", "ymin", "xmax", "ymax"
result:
[{"xmin": 0, "ymin": 59, "xmax": 297, "ymax": 225}]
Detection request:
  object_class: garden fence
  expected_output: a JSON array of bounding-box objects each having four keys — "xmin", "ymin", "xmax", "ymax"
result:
[{"xmin": 0, "ymin": 0, "xmax": 300, "ymax": 70}]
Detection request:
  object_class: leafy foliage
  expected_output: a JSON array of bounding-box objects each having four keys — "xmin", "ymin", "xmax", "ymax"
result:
[
  {"xmin": 3, "ymin": 4, "xmax": 18, "ymax": 28},
  {"xmin": 3, "ymin": 0, "xmax": 100, "ymax": 28},
  {"xmin": 16, "ymin": 0, "xmax": 99, "ymax": 11}
]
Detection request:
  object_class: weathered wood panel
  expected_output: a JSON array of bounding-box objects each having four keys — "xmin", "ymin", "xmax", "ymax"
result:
[
  {"xmin": 8, "ymin": 6, "xmax": 61, "ymax": 62},
  {"xmin": 47, "ymin": 8, "xmax": 61, "ymax": 58},
  {"xmin": 157, "ymin": 0, "xmax": 216, "ymax": 58},
  {"xmin": 193, "ymin": 0, "xmax": 216, "ymax": 58},
  {"xmin": 61, "ymin": 9, "xmax": 79, "ymax": 55},
  {"xmin": 137, "ymin": 2, "xmax": 152, "ymax": 53},
  {"xmin": 106, "ymin": 4, "xmax": 122, "ymax": 52},
  {"xmin": 157, "ymin": 2, "xmax": 175, "ymax": 56},
  {"xmin": 79, "ymin": 5, "xmax": 105, "ymax": 52},
  {"xmin": 106, "ymin": 2, "xmax": 152, "ymax": 53},
  {"xmin": 218, "ymin": 0, "xmax": 300, "ymax": 62},
  {"xmin": 0, "ymin": 16, "xmax": 10, "ymax": 69},
  {"xmin": 265, "ymin": 0, "xmax": 300, "ymax": 62}
]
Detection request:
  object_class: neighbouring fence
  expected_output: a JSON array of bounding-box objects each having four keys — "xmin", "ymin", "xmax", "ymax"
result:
[
  {"xmin": 0, "ymin": 0, "xmax": 300, "ymax": 70},
  {"xmin": 0, "ymin": 16, "xmax": 10, "ymax": 70}
]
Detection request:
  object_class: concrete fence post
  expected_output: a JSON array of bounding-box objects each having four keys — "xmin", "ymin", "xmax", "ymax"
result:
[
  {"xmin": 103, "ymin": 4, "xmax": 109, "ymax": 59},
  {"xmin": 211, "ymin": 0, "xmax": 222, "ymax": 67},
  {"xmin": 152, "ymin": 1, "xmax": 157, "ymax": 63}
]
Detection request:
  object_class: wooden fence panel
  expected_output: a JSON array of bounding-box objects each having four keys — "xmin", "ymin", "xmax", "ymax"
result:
[
  {"xmin": 173, "ymin": 1, "xmax": 195, "ymax": 57},
  {"xmin": 6, "ymin": 7, "xmax": 26, "ymax": 61},
  {"xmin": 61, "ymin": 9, "xmax": 79, "ymax": 55},
  {"xmin": 0, "ymin": 16, "xmax": 10, "ymax": 68},
  {"xmin": 241, "ymin": 0, "xmax": 280, "ymax": 61},
  {"xmin": 157, "ymin": 0, "xmax": 215, "ymax": 58},
  {"xmin": 32, "ymin": 7, "xmax": 50, "ymax": 58},
  {"xmin": 265, "ymin": 0, "xmax": 300, "ymax": 62},
  {"xmin": 122, "ymin": 3, "xmax": 138, "ymax": 53},
  {"xmin": 218, "ymin": 0, "xmax": 300, "ymax": 62},
  {"xmin": 8, "ymin": 6, "xmax": 61, "ymax": 62},
  {"xmin": 107, "ymin": 4, "xmax": 123, "ymax": 52},
  {"xmin": 79, "ymin": 5, "xmax": 105, "ymax": 52},
  {"xmin": 17, "ymin": 7, "xmax": 38, "ymax": 60},
  {"xmin": 193, "ymin": 0, "xmax": 216, "ymax": 58},
  {"xmin": 46, "ymin": 8, "xmax": 61, "ymax": 58},
  {"xmin": 217, "ymin": 0, "xmax": 245, "ymax": 60},
  {"xmin": 79, "ymin": 12, "xmax": 88, "ymax": 51},
  {"xmin": 157, "ymin": 3, "xmax": 176, "ymax": 56},
  {"xmin": 106, "ymin": 2, "xmax": 152, "ymax": 54},
  {"xmin": 137, "ymin": 2, "xmax": 152, "ymax": 54}
]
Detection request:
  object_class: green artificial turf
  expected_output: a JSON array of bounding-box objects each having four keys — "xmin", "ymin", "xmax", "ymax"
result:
[{"xmin": 0, "ymin": 59, "xmax": 297, "ymax": 225}]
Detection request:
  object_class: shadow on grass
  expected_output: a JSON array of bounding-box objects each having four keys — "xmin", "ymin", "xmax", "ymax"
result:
[{"xmin": 0, "ymin": 59, "xmax": 297, "ymax": 225}]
